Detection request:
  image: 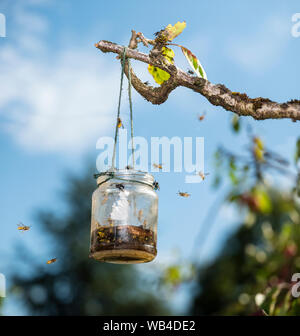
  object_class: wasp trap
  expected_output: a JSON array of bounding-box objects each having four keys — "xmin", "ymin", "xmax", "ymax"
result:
[
  {"xmin": 90, "ymin": 170, "xmax": 158, "ymax": 264},
  {"xmin": 90, "ymin": 48, "xmax": 159, "ymax": 264}
]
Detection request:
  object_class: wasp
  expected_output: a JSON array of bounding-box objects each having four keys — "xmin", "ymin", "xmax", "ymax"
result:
[
  {"xmin": 187, "ymin": 70, "xmax": 194, "ymax": 75},
  {"xmin": 107, "ymin": 218, "xmax": 114, "ymax": 227},
  {"xmin": 153, "ymin": 163, "xmax": 163, "ymax": 170},
  {"xmin": 116, "ymin": 183, "xmax": 125, "ymax": 191},
  {"xmin": 98, "ymin": 231, "xmax": 105, "ymax": 239},
  {"xmin": 197, "ymin": 112, "xmax": 206, "ymax": 121},
  {"xmin": 47, "ymin": 258, "xmax": 57, "ymax": 264},
  {"xmin": 138, "ymin": 209, "xmax": 143, "ymax": 222},
  {"xmin": 117, "ymin": 117, "xmax": 124, "ymax": 129},
  {"xmin": 17, "ymin": 222, "xmax": 31, "ymax": 232},
  {"xmin": 198, "ymin": 171, "xmax": 210, "ymax": 180},
  {"xmin": 153, "ymin": 181, "xmax": 160, "ymax": 191},
  {"xmin": 101, "ymin": 195, "xmax": 108, "ymax": 205},
  {"xmin": 125, "ymin": 165, "xmax": 133, "ymax": 170},
  {"xmin": 154, "ymin": 28, "xmax": 165, "ymax": 37},
  {"xmin": 144, "ymin": 81, "xmax": 150, "ymax": 85},
  {"xmin": 177, "ymin": 191, "xmax": 191, "ymax": 198}
]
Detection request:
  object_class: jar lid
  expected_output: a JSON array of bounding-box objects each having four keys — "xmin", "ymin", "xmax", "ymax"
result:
[{"xmin": 96, "ymin": 169, "xmax": 155, "ymax": 188}]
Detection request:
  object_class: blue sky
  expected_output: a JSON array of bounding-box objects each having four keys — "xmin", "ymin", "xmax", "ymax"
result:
[{"xmin": 0, "ymin": 0, "xmax": 300, "ymax": 315}]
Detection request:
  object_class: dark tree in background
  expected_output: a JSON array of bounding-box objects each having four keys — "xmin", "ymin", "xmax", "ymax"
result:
[
  {"xmin": 190, "ymin": 131, "xmax": 300, "ymax": 316},
  {"xmin": 11, "ymin": 168, "xmax": 168, "ymax": 316},
  {"xmin": 191, "ymin": 189, "xmax": 300, "ymax": 315}
]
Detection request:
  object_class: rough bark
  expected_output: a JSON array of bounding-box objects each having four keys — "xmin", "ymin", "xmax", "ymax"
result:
[{"xmin": 95, "ymin": 34, "xmax": 300, "ymax": 121}]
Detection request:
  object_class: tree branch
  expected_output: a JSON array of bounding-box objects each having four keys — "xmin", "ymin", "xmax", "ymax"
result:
[{"xmin": 95, "ymin": 38, "xmax": 300, "ymax": 121}]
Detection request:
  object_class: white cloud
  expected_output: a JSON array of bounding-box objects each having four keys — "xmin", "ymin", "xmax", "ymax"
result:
[
  {"xmin": 226, "ymin": 15, "xmax": 290, "ymax": 72},
  {"xmin": 0, "ymin": 2, "xmax": 120, "ymax": 154}
]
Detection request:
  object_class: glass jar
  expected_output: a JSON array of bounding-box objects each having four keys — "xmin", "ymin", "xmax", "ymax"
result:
[{"xmin": 90, "ymin": 169, "xmax": 158, "ymax": 264}]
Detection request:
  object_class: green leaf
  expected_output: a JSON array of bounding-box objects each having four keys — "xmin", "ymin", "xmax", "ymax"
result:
[
  {"xmin": 253, "ymin": 137, "xmax": 264, "ymax": 162},
  {"xmin": 228, "ymin": 157, "xmax": 238, "ymax": 185},
  {"xmin": 148, "ymin": 65, "xmax": 170, "ymax": 84},
  {"xmin": 252, "ymin": 188, "xmax": 272, "ymax": 214},
  {"xmin": 229, "ymin": 171, "xmax": 238, "ymax": 185},
  {"xmin": 162, "ymin": 46, "xmax": 175, "ymax": 63},
  {"xmin": 163, "ymin": 21, "xmax": 186, "ymax": 41},
  {"xmin": 163, "ymin": 265, "xmax": 181, "ymax": 286},
  {"xmin": 296, "ymin": 174, "xmax": 300, "ymax": 198},
  {"xmin": 181, "ymin": 46, "xmax": 207, "ymax": 79},
  {"xmin": 148, "ymin": 47, "xmax": 174, "ymax": 85},
  {"xmin": 232, "ymin": 115, "xmax": 240, "ymax": 133},
  {"xmin": 229, "ymin": 157, "xmax": 237, "ymax": 171},
  {"xmin": 254, "ymin": 136, "xmax": 264, "ymax": 151},
  {"xmin": 295, "ymin": 138, "xmax": 300, "ymax": 164}
]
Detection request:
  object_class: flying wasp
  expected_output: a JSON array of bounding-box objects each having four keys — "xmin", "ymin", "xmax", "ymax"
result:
[
  {"xmin": 197, "ymin": 112, "xmax": 206, "ymax": 121},
  {"xmin": 46, "ymin": 258, "xmax": 57, "ymax": 265},
  {"xmin": 17, "ymin": 222, "xmax": 31, "ymax": 232},
  {"xmin": 117, "ymin": 117, "xmax": 124, "ymax": 129},
  {"xmin": 198, "ymin": 171, "xmax": 210, "ymax": 180},
  {"xmin": 153, "ymin": 163, "xmax": 163, "ymax": 170},
  {"xmin": 177, "ymin": 191, "xmax": 191, "ymax": 198}
]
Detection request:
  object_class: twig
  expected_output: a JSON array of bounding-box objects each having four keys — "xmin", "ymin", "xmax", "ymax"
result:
[{"xmin": 95, "ymin": 33, "xmax": 300, "ymax": 121}]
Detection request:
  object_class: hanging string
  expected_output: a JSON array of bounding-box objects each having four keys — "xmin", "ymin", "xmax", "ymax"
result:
[
  {"xmin": 128, "ymin": 59, "xmax": 135, "ymax": 168},
  {"xmin": 93, "ymin": 47, "xmax": 161, "ymax": 190},
  {"xmin": 111, "ymin": 47, "xmax": 127, "ymax": 170},
  {"xmin": 111, "ymin": 46, "xmax": 135, "ymax": 170}
]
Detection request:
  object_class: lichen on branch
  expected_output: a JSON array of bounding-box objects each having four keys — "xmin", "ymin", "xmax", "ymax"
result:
[{"xmin": 95, "ymin": 29, "xmax": 300, "ymax": 121}]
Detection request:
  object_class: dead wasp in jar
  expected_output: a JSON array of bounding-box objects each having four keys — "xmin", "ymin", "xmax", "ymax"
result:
[
  {"xmin": 107, "ymin": 218, "xmax": 114, "ymax": 227},
  {"xmin": 115, "ymin": 183, "xmax": 125, "ymax": 191},
  {"xmin": 101, "ymin": 195, "xmax": 108, "ymax": 205},
  {"xmin": 125, "ymin": 165, "xmax": 133, "ymax": 170},
  {"xmin": 177, "ymin": 191, "xmax": 191, "ymax": 198},
  {"xmin": 46, "ymin": 258, "xmax": 57, "ymax": 264},
  {"xmin": 17, "ymin": 222, "xmax": 31, "ymax": 232},
  {"xmin": 138, "ymin": 209, "xmax": 143, "ymax": 222},
  {"xmin": 153, "ymin": 181, "xmax": 160, "ymax": 191}
]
